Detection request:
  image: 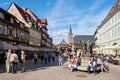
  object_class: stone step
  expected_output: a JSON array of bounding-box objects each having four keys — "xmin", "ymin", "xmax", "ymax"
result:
[
  {"xmin": 77, "ymin": 66, "xmax": 101, "ymax": 71},
  {"xmin": 81, "ymin": 63, "xmax": 88, "ymax": 66},
  {"xmin": 77, "ymin": 66, "xmax": 87, "ymax": 71}
]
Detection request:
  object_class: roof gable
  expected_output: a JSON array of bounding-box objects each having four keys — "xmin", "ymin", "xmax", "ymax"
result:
[
  {"xmin": 7, "ymin": 3, "xmax": 31, "ymax": 27},
  {"xmin": 60, "ymin": 39, "xmax": 68, "ymax": 45}
]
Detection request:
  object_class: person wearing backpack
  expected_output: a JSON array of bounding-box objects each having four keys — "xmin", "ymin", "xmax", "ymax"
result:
[
  {"xmin": 10, "ymin": 50, "xmax": 19, "ymax": 74},
  {"xmin": 87, "ymin": 57, "xmax": 97, "ymax": 75}
]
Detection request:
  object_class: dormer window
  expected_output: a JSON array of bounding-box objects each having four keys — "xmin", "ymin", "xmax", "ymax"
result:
[
  {"xmin": 11, "ymin": 7, "xmax": 14, "ymax": 10},
  {"xmin": 0, "ymin": 12, "xmax": 4, "ymax": 19},
  {"xmin": 10, "ymin": 18, "xmax": 14, "ymax": 23}
]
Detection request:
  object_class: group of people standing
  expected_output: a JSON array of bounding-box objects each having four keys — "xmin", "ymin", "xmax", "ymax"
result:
[
  {"xmin": 5, "ymin": 49, "xmax": 57, "ymax": 74},
  {"xmin": 5, "ymin": 49, "xmax": 26, "ymax": 74}
]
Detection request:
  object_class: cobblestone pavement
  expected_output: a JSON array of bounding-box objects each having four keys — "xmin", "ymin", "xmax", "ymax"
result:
[{"xmin": 0, "ymin": 57, "xmax": 120, "ymax": 80}]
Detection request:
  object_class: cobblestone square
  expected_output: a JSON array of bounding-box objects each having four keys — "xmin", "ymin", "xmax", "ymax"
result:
[{"xmin": 0, "ymin": 59, "xmax": 120, "ymax": 80}]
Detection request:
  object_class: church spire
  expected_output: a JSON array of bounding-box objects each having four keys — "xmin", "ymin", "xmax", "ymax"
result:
[
  {"xmin": 68, "ymin": 25, "xmax": 73, "ymax": 44},
  {"xmin": 69, "ymin": 25, "xmax": 72, "ymax": 34}
]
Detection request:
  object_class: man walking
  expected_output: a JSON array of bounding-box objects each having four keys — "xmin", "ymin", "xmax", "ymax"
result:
[
  {"xmin": 21, "ymin": 51, "xmax": 26, "ymax": 72},
  {"xmin": 10, "ymin": 51, "xmax": 19, "ymax": 74},
  {"xmin": 5, "ymin": 49, "xmax": 12, "ymax": 73}
]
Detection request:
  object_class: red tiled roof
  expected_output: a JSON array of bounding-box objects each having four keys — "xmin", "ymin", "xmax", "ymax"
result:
[
  {"xmin": 40, "ymin": 18, "xmax": 48, "ymax": 25},
  {"xmin": 8, "ymin": 3, "xmax": 48, "ymax": 28},
  {"xmin": 106, "ymin": 0, "xmax": 120, "ymax": 18},
  {"xmin": 11, "ymin": 3, "xmax": 27, "ymax": 22}
]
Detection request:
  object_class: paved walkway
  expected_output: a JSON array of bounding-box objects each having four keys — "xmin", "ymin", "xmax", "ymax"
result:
[{"xmin": 0, "ymin": 57, "xmax": 120, "ymax": 80}]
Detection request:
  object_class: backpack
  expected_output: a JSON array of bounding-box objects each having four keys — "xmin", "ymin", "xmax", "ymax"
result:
[
  {"xmin": 90, "ymin": 59, "xmax": 97, "ymax": 67},
  {"xmin": 10, "ymin": 56, "xmax": 15, "ymax": 62}
]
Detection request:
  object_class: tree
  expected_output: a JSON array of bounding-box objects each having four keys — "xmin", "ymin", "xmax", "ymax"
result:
[{"xmin": 74, "ymin": 44, "xmax": 83, "ymax": 50}]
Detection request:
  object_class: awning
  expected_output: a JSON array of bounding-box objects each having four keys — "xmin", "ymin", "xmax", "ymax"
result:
[
  {"xmin": 40, "ymin": 48, "xmax": 55, "ymax": 51},
  {"xmin": 27, "ymin": 46, "xmax": 37, "ymax": 51},
  {"xmin": 105, "ymin": 45, "xmax": 120, "ymax": 50},
  {"xmin": 16, "ymin": 45, "xmax": 38, "ymax": 51},
  {"xmin": 101, "ymin": 44, "xmax": 120, "ymax": 50},
  {"xmin": 0, "ymin": 41, "xmax": 18, "ymax": 50},
  {"xmin": 15, "ymin": 45, "xmax": 28, "ymax": 50}
]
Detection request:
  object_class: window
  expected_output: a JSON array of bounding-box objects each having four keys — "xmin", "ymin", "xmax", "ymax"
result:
[
  {"xmin": 0, "ymin": 12, "xmax": 4, "ymax": 19},
  {"xmin": 26, "ymin": 15, "xmax": 30, "ymax": 21},
  {"xmin": 17, "ymin": 31, "xmax": 19, "ymax": 37},
  {"xmin": 14, "ymin": 29, "xmax": 17, "ymax": 37},
  {"xmin": 118, "ymin": 11, "xmax": 120, "ymax": 19},
  {"xmin": 20, "ymin": 23, "xmax": 23, "ymax": 28},
  {"xmin": 0, "ymin": 24, "xmax": 3, "ymax": 34},
  {"xmin": 8, "ymin": 29, "xmax": 12, "ymax": 36},
  {"xmin": 10, "ymin": 18, "xmax": 14, "ymax": 23},
  {"xmin": 14, "ymin": 13, "xmax": 17, "ymax": 16},
  {"xmin": 11, "ymin": 7, "xmax": 14, "ymax": 10},
  {"xmin": 3, "ymin": 25, "xmax": 7, "ymax": 35}
]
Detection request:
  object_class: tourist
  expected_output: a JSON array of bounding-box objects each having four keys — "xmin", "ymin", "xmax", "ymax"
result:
[
  {"xmin": 21, "ymin": 51, "xmax": 26, "ymax": 72},
  {"xmin": 76, "ymin": 56, "xmax": 81, "ymax": 66},
  {"xmin": 68, "ymin": 56, "xmax": 78, "ymax": 72},
  {"xmin": 5, "ymin": 49, "xmax": 12, "ymax": 73},
  {"xmin": 39, "ymin": 52, "xmax": 44, "ymax": 64},
  {"xmin": 87, "ymin": 57, "xmax": 97, "ymax": 74},
  {"xmin": 114, "ymin": 55, "xmax": 120, "ymax": 65},
  {"xmin": 52, "ymin": 52, "xmax": 56, "ymax": 62},
  {"xmin": 10, "ymin": 51, "xmax": 19, "ymax": 74},
  {"xmin": 44, "ymin": 52, "xmax": 48, "ymax": 64},
  {"xmin": 47, "ymin": 52, "xmax": 51, "ymax": 63},
  {"xmin": 97, "ymin": 57, "xmax": 108, "ymax": 73},
  {"xmin": 58, "ymin": 55, "xmax": 64, "ymax": 66},
  {"xmin": 33, "ymin": 52, "xmax": 38, "ymax": 64}
]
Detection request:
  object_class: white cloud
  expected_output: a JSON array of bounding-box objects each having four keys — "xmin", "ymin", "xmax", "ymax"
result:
[
  {"xmin": 50, "ymin": 30, "xmax": 68, "ymax": 37},
  {"xmin": 48, "ymin": 29, "xmax": 68, "ymax": 44},
  {"xmin": 46, "ymin": 0, "xmax": 112, "ymax": 43},
  {"xmin": 47, "ymin": 0, "xmax": 77, "ymax": 28}
]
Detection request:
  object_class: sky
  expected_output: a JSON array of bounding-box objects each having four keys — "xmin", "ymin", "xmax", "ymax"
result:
[{"xmin": 0, "ymin": 0, "xmax": 117, "ymax": 44}]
